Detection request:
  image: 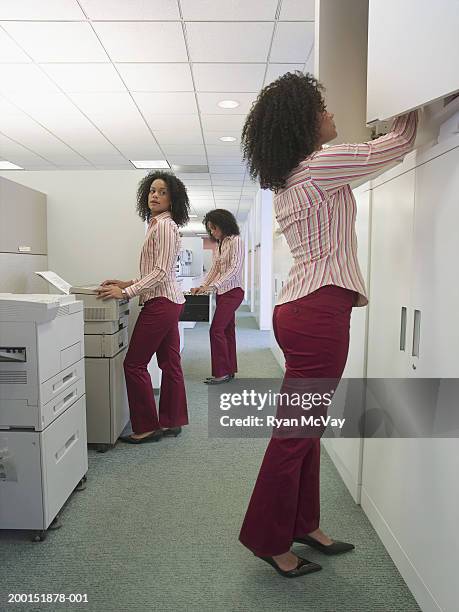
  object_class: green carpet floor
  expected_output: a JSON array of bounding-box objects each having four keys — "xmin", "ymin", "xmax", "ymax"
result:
[{"xmin": 1, "ymin": 306, "xmax": 420, "ymax": 612}]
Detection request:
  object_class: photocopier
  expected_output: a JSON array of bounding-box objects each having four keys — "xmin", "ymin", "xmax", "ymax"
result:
[
  {"xmin": 0, "ymin": 293, "xmax": 88, "ymax": 541},
  {"xmin": 34, "ymin": 272, "xmax": 130, "ymax": 452},
  {"xmin": 70, "ymin": 286, "xmax": 130, "ymax": 452}
]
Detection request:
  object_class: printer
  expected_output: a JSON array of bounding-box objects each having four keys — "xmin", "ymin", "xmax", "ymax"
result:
[
  {"xmin": 70, "ymin": 286, "xmax": 130, "ymax": 451},
  {"xmin": 34, "ymin": 273, "xmax": 130, "ymax": 452},
  {"xmin": 0, "ymin": 293, "xmax": 88, "ymax": 541}
]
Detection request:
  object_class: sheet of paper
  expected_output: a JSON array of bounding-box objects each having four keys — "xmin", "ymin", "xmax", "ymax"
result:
[{"xmin": 35, "ymin": 271, "xmax": 71, "ymax": 295}]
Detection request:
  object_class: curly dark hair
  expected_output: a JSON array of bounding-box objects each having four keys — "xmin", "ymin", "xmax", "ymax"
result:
[
  {"xmin": 241, "ymin": 71, "xmax": 326, "ymax": 191},
  {"xmin": 136, "ymin": 171, "xmax": 190, "ymax": 227},
  {"xmin": 203, "ymin": 209, "xmax": 240, "ymax": 240}
]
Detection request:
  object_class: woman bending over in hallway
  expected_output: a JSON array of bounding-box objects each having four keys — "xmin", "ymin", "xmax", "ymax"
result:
[{"xmin": 191, "ymin": 209, "xmax": 244, "ymax": 385}]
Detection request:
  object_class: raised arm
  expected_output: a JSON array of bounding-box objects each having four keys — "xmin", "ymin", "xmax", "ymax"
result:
[{"xmin": 309, "ymin": 111, "xmax": 418, "ymax": 194}]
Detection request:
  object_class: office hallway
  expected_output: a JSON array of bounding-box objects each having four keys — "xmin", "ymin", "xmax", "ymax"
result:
[{"xmin": 1, "ymin": 306, "xmax": 420, "ymax": 612}]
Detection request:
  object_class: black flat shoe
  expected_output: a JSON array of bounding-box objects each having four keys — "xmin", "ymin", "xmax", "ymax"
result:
[
  {"xmin": 119, "ymin": 430, "xmax": 163, "ymax": 444},
  {"xmin": 294, "ymin": 534, "xmax": 355, "ymax": 556},
  {"xmin": 206, "ymin": 374, "xmax": 235, "ymax": 380},
  {"xmin": 204, "ymin": 375, "xmax": 231, "ymax": 385},
  {"xmin": 256, "ymin": 555, "xmax": 322, "ymax": 578},
  {"xmin": 162, "ymin": 427, "xmax": 182, "ymax": 437}
]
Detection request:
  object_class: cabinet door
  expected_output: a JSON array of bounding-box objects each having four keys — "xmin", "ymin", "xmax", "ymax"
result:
[
  {"xmin": 367, "ymin": 0, "xmax": 459, "ymax": 122},
  {"xmin": 367, "ymin": 170, "xmax": 415, "ymax": 377},
  {"xmin": 409, "ymin": 145, "xmax": 459, "ymax": 377},
  {"xmin": 0, "ymin": 177, "xmax": 47, "ymax": 254}
]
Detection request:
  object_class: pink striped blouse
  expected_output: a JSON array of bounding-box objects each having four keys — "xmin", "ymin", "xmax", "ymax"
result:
[
  {"xmin": 203, "ymin": 234, "xmax": 244, "ymax": 295},
  {"xmin": 125, "ymin": 211, "xmax": 185, "ymax": 305},
  {"xmin": 275, "ymin": 111, "xmax": 418, "ymax": 307}
]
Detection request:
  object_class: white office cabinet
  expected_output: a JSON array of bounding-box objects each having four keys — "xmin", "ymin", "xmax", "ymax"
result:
[
  {"xmin": 323, "ymin": 185, "xmax": 372, "ymax": 503},
  {"xmin": 362, "ymin": 137, "xmax": 459, "ymax": 612},
  {"xmin": 315, "ymin": 0, "xmax": 371, "ymax": 144},
  {"xmin": 409, "ymin": 145, "xmax": 459, "ymax": 377},
  {"xmin": 366, "ymin": 165, "xmax": 416, "ymax": 377},
  {"xmin": 367, "ymin": 0, "xmax": 459, "ymax": 122},
  {"xmin": 0, "ymin": 177, "xmax": 47, "ymax": 255},
  {"xmin": 361, "ymin": 438, "xmax": 459, "ymax": 612}
]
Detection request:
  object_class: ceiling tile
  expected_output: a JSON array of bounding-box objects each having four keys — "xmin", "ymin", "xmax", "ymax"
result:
[
  {"xmin": 1, "ymin": 22, "xmax": 108, "ymax": 62},
  {"xmin": 181, "ymin": 0, "xmax": 278, "ymax": 20},
  {"xmin": 167, "ymin": 155, "xmax": 207, "ymax": 165},
  {"xmin": 0, "ymin": 0, "xmax": 85, "ymax": 20},
  {"xmin": 93, "ymin": 22, "xmax": 187, "ymax": 62},
  {"xmin": 279, "ymin": 0, "xmax": 315, "ymax": 20},
  {"xmin": 0, "ymin": 97, "xmax": 91, "ymax": 165},
  {"xmin": 211, "ymin": 173, "xmax": 245, "ymax": 180},
  {"xmin": 145, "ymin": 114, "xmax": 201, "ymax": 132},
  {"xmin": 186, "ymin": 22, "xmax": 274, "ymax": 63},
  {"xmin": 0, "ymin": 64, "xmax": 60, "ymax": 93},
  {"xmin": 209, "ymin": 164, "xmax": 246, "ymax": 173},
  {"xmin": 79, "ymin": 0, "xmax": 180, "ymax": 20},
  {"xmin": 5, "ymin": 91, "xmax": 120, "ymax": 156},
  {"xmin": 0, "ymin": 29, "xmax": 32, "ymax": 62},
  {"xmin": 264, "ymin": 63, "xmax": 304, "ymax": 85},
  {"xmin": 270, "ymin": 22, "xmax": 314, "ymax": 63},
  {"xmin": 206, "ymin": 145, "xmax": 241, "ymax": 156},
  {"xmin": 133, "ymin": 92, "xmax": 198, "ymax": 115},
  {"xmin": 193, "ymin": 63, "xmax": 265, "ymax": 92},
  {"xmin": 116, "ymin": 63, "xmax": 193, "ymax": 92},
  {"xmin": 162, "ymin": 145, "xmax": 206, "ymax": 156},
  {"xmin": 216, "ymin": 178, "xmax": 245, "ymax": 184},
  {"xmin": 0, "ymin": 133, "xmax": 54, "ymax": 168},
  {"xmin": 68, "ymin": 92, "xmax": 163, "ymax": 156},
  {"xmin": 40, "ymin": 63, "xmax": 126, "ymax": 92},
  {"xmin": 176, "ymin": 173, "xmax": 210, "ymax": 180},
  {"xmin": 197, "ymin": 92, "xmax": 257, "ymax": 115},
  {"xmin": 154, "ymin": 129, "xmax": 203, "ymax": 145},
  {"xmin": 201, "ymin": 114, "xmax": 247, "ymax": 132},
  {"xmin": 203, "ymin": 131, "xmax": 241, "ymax": 145}
]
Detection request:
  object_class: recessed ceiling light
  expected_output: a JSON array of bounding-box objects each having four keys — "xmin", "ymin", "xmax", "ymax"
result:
[
  {"xmin": 0, "ymin": 160, "xmax": 24, "ymax": 170},
  {"xmin": 130, "ymin": 159, "xmax": 170, "ymax": 169},
  {"xmin": 219, "ymin": 136, "xmax": 237, "ymax": 142},
  {"xmin": 189, "ymin": 214, "xmax": 198, "ymax": 218},
  {"xmin": 217, "ymin": 99, "xmax": 240, "ymax": 109}
]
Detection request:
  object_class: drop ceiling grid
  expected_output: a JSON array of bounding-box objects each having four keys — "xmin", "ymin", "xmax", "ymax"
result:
[{"xmin": 0, "ymin": 0, "xmax": 315, "ymax": 223}]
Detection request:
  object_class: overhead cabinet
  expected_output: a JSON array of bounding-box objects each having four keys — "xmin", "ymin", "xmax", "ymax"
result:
[{"xmin": 367, "ymin": 0, "xmax": 459, "ymax": 122}]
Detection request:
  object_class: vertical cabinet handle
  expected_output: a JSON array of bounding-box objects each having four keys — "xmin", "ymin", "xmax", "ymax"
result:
[
  {"xmin": 412, "ymin": 309, "xmax": 421, "ymax": 357},
  {"xmin": 400, "ymin": 307, "xmax": 407, "ymax": 351}
]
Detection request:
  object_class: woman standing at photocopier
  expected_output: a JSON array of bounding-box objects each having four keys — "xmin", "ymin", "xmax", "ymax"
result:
[
  {"xmin": 238, "ymin": 72, "xmax": 418, "ymax": 577},
  {"xmin": 97, "ymin": 172, "xmax": 190, "ymax": 444},
  {"xmin": 190, "ymin": 209, "xmax": 244, "ymax": 385}
]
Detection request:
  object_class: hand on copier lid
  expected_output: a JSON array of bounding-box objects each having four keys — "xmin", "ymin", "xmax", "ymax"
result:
[
  {"xmin": 100, "ymin": 279, "xmax": 131, "ymax": 289},
  {"xmin": 97, "ymin": 285, "xmax": 124, "ymax": 300}
]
